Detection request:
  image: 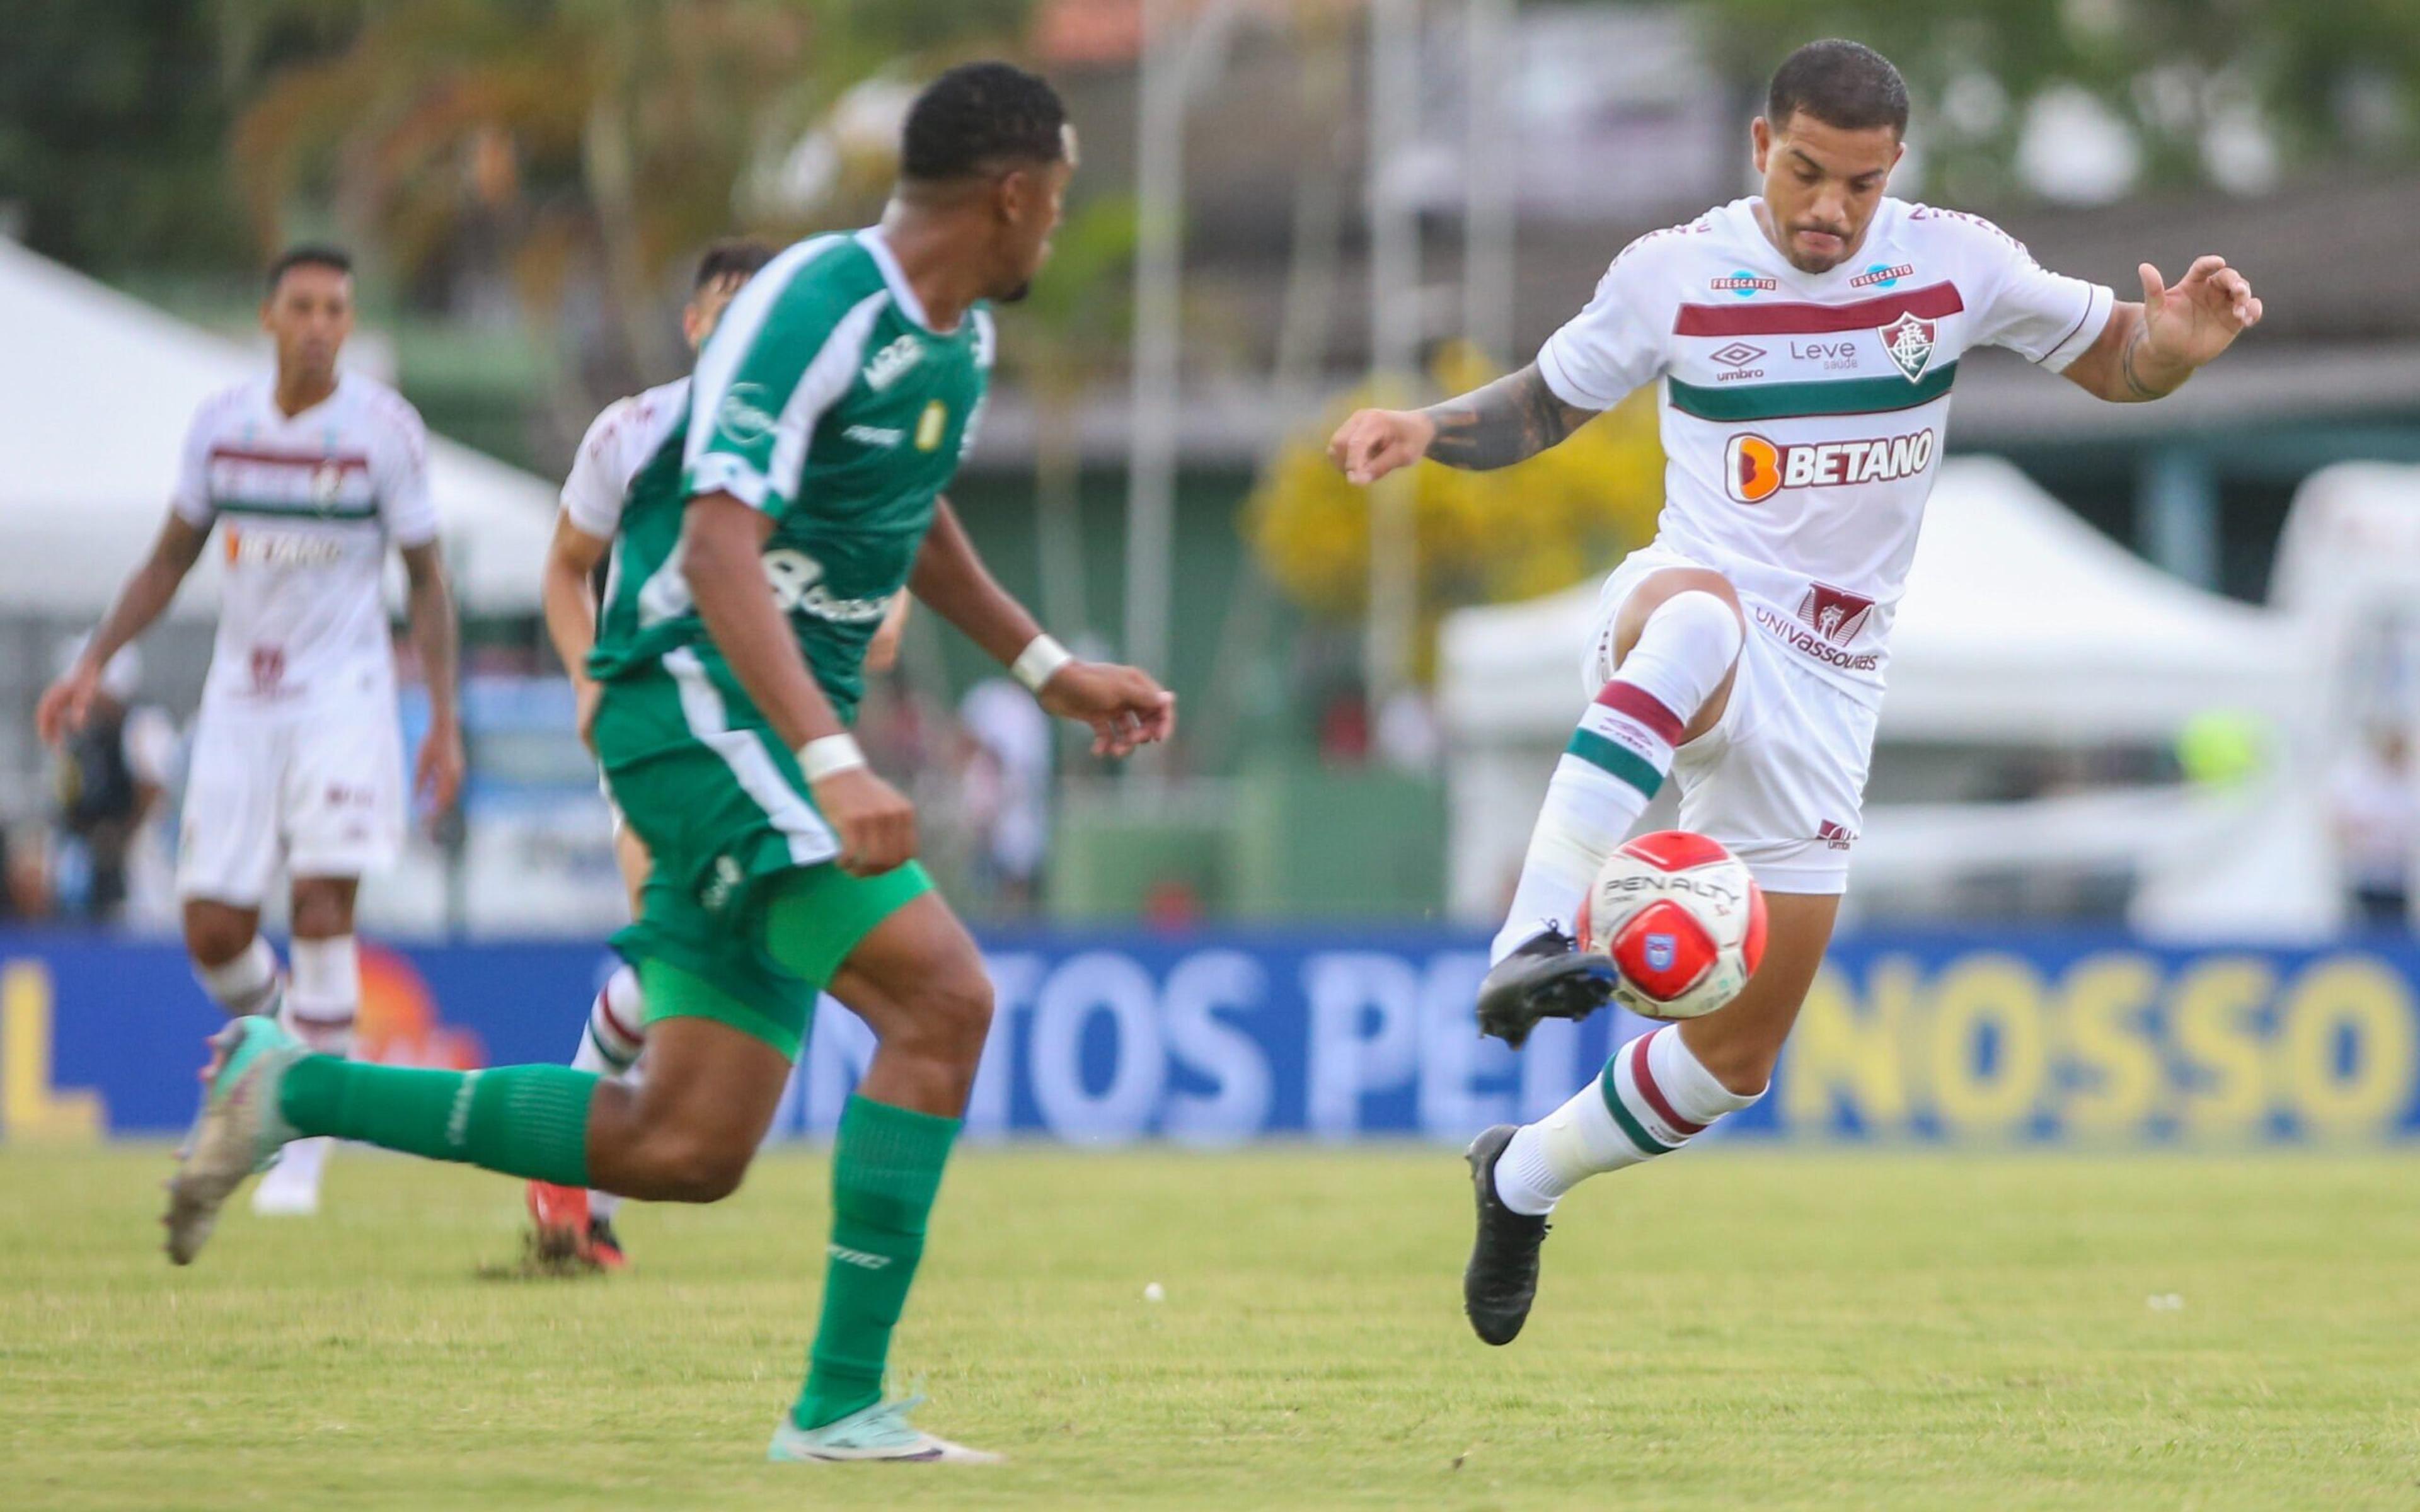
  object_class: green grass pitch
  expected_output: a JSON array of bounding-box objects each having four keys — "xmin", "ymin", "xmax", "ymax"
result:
[{"xmin": 4, "ymin": 1144, "xmax": 2417, "ymax": 1509}]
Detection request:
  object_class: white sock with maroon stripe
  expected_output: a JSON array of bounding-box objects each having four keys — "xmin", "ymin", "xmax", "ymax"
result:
[
  {"xmin": 1490, "ymin": 591, "xmax": 1743, "ymax": 964},
  {"xmin": 568, "ymin": 963, "xmax": 645, "ymax": 1222},
  {"xmin": 1492, "ymin": 1024, "xmax": 1761, "ymax": 1216}
]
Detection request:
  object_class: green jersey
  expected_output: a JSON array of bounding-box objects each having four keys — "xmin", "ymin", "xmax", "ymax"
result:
[{"xmin": 591, "ymin": 228, "xmax": 993, "ymax": 724}]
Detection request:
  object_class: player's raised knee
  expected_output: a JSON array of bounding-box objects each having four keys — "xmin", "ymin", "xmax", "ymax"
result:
[
  {"xmin": 916, "ymin": 963, "xmax": 994, "ymax": 1063},
  {"xmin": 644, "ymin": 1129, "xmax": 754, "ymax": 1203}
]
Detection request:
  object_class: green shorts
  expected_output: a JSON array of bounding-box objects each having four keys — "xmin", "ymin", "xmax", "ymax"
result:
[{"xmin": 595, "ymin": 661, "xmax": 933, "ymax": 1059}]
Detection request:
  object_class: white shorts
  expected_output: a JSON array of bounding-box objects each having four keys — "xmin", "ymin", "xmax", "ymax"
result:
[
  {"xmin": 177, "ymin": 695, "xmax": 407, "ymax": 905},
  {"xmin": 1585, "ymin": 546, "xmax": 1879, "ymax": 895}
]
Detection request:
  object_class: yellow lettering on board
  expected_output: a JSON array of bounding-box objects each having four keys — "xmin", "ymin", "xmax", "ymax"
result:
[
  {"xmin": 1927, "ymin": 954, "xmax": 2049, "ymax": 1137},
  {"xmin": 2060, "ymin": 953, "xmax": 2162, "ymax": 1136},
  {"xmin": 2, "ymin": 960, "xmax": 105, "ymax": 1142},
  {"xmin": 1780, "ymin": 961, "xmax": 1908, "ymax": 1134},
  {"xmin": 2171, "ymin": 958, "xmax": 2273, "ymax": 1136},
  {"xmin": 2277, "ymin": 955, "xmax": 2417, "ymax": 1138}
]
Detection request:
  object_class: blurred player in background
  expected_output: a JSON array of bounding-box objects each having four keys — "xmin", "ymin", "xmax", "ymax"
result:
[
  {"xmin": 166, "ymin": 62, "xmax": 1173, "ymax": 1464},
  {"xmin": 524, "ymin": 239, "xmax": 915, "ymax": 1271},
  {"xmin": 47, "ymin": 639, "xmax": 176, "ymax": 926},
  {"xmin": 523, "ymin": 236, "xmax": 775, "ymax": 1271},
  {"xmin": 1330, "ymin": 39, "xmax": 2261, "ymax": 1346},
  {"xmin": 38, "ymin": 244, "xmax": 463, "ymax": 1217}
]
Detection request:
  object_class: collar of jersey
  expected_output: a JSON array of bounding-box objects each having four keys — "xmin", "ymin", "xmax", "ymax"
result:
[
  {"xmin": 260, "ymin": 369, "xmax": 348, "ymax": 427},
  {"xmin": 1732, "ymin": 195, "xmax": 1904, "ymax": 297},
  {"xmin": 854, "ymin": 227, "xmax": 961, "ymax": 336}
]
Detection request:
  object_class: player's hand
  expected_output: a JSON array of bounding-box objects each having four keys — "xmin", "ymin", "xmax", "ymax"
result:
[
  {"xmin": 864, "ymin": 593, "xmax": 910, "ymax": 675},
  {"xmin": 1036, "ymin": 662, "xmax": 1177, "ymax": 758},
  {"xmin": 2139, "ymin": 256, "xmax": 2262, "ymax": 373},
  {"xmin": 415, "ymin": 719, "xmax": 466, "ymax": 818},
  {"xmin": 35, "ymin": 662, "xmax": 101, "ymax": 747},
  {"xmin": 574, "ymin": 679, "xmax": 604, "ymax": 752},
  {"xmin": 813, "ymin": 767, "xmax": 918, "ymax": 876},
  {"xmin": 1327, "ymin": 408, "xmax": 1436, "ymax": 486}
]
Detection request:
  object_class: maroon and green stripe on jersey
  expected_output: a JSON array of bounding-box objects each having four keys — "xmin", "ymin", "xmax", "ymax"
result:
[{"xmin": 1667, "ymin": 280, "xmax": 1963, "ymax": 421}]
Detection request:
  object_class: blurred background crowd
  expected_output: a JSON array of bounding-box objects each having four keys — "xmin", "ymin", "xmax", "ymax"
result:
[{"xmin": 4, "ymin": 0, "xmax": 2419, "ymax": 940}]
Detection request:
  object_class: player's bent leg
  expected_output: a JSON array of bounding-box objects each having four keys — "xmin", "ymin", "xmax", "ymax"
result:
[
  {"xmin": 769, "ymin": 879, "xmax": 999, "ymax": 1462},
  {"xmin": 585, "ymin": 1008, "xmax": 791, "ymax": 1202},
  {"xmin": 530, "ymin": 958, "xmax": 648, "ymax": 1266},
  {"xmin": 183, "ymin": 900, "xmax": 280, "ymax": 1017},
  {"xmin": 1478, "ymin": 568, "xmax": 1746, "ymax": 1045},
  {"xmin": 1463, "ymin": 890, "xmax": 1840, "ymax": 1343},
  {"xmin": 254, "ymin": 877, "xmax": 364, "ymax": 1215},
  {"xmin": 1676, "ymin": 890, "xmax": 1842, "ymax": 1096}
]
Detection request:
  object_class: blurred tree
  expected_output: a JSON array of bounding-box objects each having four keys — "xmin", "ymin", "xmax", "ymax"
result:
[
  {"xmin": 223, "ymin": 0, "xmax": 1032, "ymax": 404},
  {"xmin": 992, "ymin": 195, "xmax": 1138, "ymax": 646},
  {"xmin": 1243, "ymin": 343, "xmax": 1664, "ymax": 682},
  {"xmin": 1697, "ymin": 0, "xmax": 2420, "ymax": 201},
  {"xmin": 0, "ymin": 0, "xmax": 249, "ymax": 273}
]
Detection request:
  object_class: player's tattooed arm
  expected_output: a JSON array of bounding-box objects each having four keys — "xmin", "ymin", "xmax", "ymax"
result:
[
  {"xmin": 1419, "ymin": 365, "xmax": 1600, "ymax": 471},
  {"xmin": 2064, "ymin": 256, "xmax": 2261, "ymax": 403}
]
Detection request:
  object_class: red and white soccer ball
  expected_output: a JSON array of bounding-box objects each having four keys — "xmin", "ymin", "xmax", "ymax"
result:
[{"xmin": 1572, "ymin": 830, "xmax": 1768, "ymax": 1021}]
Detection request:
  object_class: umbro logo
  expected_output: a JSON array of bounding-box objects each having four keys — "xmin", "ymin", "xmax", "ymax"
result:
[
  {"xmin": 1816, "ymin": 820, "xmax": 1857, "ymax": 850},
  {"xmin": 1708, "ymin": 342, "xmax": 1766, "ymax": 369}
]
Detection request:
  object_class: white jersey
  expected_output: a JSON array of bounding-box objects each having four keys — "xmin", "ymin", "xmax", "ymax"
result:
[
  {"xmin": 560, "ymin": 376, "xmax": 691, "ymax": 541},
  {"xmin": 1541, "ymin": 195, "xmax": 2113, "ymax": 703},
  {"xmin": 171, "ymin": 373, "xmax": 437, "ymax": 708}
]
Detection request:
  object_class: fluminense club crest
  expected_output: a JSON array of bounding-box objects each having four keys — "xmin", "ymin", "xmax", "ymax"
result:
[
  {"xmin": 1879, "ymin": 312, "xmax": 1937, "ymax": 382},
  {"xmin": 1795, "ymin": 583, "xmax": 1877, "ymax": 645}
]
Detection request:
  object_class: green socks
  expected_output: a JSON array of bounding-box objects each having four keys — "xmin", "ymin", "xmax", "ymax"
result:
[
  {"xmin": 792, "ymin": 1095, "xmax": 962, "ymax": 1430},
  {"xmin": 277, "ymin": 1057, "xmax": 596, "ymax": 1188}
]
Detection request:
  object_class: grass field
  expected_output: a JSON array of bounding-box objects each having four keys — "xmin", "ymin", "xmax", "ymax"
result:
[{"xmin": 4, "ymin": 1145, "xmax": 2418, "ymax": 1511}]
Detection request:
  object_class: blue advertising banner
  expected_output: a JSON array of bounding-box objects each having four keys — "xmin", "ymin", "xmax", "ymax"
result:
[{"xmin": 3, "ymin": 927, "xmax": 2414, "ymax": 1145}]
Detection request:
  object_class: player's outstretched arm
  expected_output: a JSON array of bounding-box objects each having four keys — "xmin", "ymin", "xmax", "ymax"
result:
[
  {"xmin": 35, "ymin": 513, "xmax": 209, "ymax": 746},
  {"xmin": 541, "ymin": 513, "xmax": 612, "ymax": 745},
  {"xmin": 1328, "ymin": 364, "xmax": 1602, "ymax": 483},
  {"xmin": 683, "ymin": 493, "xmax": 916, "ymax": 875},
  {"xmin": 2062, "ymin": 256, "xmax": 2262, "ymax": 403},
  {"xmin": 908, "ymin": 498, "xmax": 1175, "ymax": 757},
  {"xmin": 400, "ymin": 542, "xmax": 465, "ymax": 817}
]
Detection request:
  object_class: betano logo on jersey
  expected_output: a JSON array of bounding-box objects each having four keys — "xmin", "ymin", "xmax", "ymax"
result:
[
  {"xmin": 224, "ymin": 527, "xmax": 345, "ymax": 569},
  {"xmin": 1724, "ymin": 427, "xmax": 1937, "ymax": 503}
]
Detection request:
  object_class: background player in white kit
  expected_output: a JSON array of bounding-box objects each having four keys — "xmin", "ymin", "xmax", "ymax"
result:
[
  {"xmin": 522, "ymin": 237, "xmax": 916, "ymax": 1268},
  {"xmin": 521, "ymin": 238, "xmax": 774, "ymax": 1269},
  {"xmin": 1329, "ymin": 40, "xmax": 2264, "ymax": 1345},
  {"xmin": 37, "ymin": 245, "xmax": 463, "ymax": 1217}
]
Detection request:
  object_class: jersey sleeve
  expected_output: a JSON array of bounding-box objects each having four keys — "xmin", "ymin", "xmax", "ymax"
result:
[
  {"xmin": 1961, "ymin": 217, "xmax": 2113, "ymax": 372},
  {"xmin": 560, "ymin": 399, "xmax": 633, "ymax": 539},
  {"xmin": 376, "ymin": 399, "xmax": 440, "ymax": 548},
  {"xmin": 1535, "ymin": 238, "xmax": 1673, "ymax": 410},
  {"xmin": 683, "ymin": 264, "xmax": 885, "ymax": 520},
  {"xmin": 168, "ymin": 400, "xmax": 219, "ymax": 527}
]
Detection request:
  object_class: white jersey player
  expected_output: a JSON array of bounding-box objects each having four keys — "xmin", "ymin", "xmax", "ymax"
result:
[
  {"xmin": 521, "ymin": 240, "xmax": 773, "ymax": 1270},
  {"xmin": 1329, "ymin": 40, "xmax": 2263, "ymax": 1345},
  {"xmin": 39, "ymin": 246, "xmax": 463, "ymax": 1218}
]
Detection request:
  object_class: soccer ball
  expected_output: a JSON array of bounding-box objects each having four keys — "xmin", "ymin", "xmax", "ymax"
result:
[{"xmin": 1572, "ymin": 830, "xmax": 1767, "ymax": 1021}]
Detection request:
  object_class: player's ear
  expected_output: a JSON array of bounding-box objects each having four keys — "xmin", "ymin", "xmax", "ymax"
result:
[
  {"xmin": 1750, "ymin": 116, "xmax": 1772, "ymax": 173},
  {"xmin": 995, "ymin": 166, "xmax": 1032, "ymax": 227}
]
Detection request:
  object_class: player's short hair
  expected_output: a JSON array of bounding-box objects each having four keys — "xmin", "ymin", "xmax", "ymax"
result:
[
  {"xmin": 899, "ymin": 61, "xmax": 1068, "ymax": 183},
  {"xmin": 1766, "ymin": 40, "xmax": 1910, "ymax": 135},
  {"xmin": 266, "ymin": 244, "xmax": 353, "ymax": 295},
  {"xmin": 692, "ymin": 239, "xmax": 775, "ymax": 292}
]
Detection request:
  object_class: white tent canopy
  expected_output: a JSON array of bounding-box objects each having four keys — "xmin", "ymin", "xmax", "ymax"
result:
[
  {"xmin": 1439, "ymin": 455, "xmax": 2308, "ymax": 744},
  {"xmin": 0, "ymin": 238, "xmax": 553, "ymax": 617}
]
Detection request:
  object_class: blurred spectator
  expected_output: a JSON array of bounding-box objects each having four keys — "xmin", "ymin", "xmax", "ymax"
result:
[
  {"xmin": 957, "ymin": 679, "xmax": 1053, "ymax": 914},
  {"xmin": 48, "ymin": 640, "xmax": 178, "ymax": 926},
  {"xmin": 2330, "ymin": 726, "xmax": 2419, "ymax": 931},
  {"xmin": 1374, "ymin": 689, "xmax": 1441, "ymax": 774}
]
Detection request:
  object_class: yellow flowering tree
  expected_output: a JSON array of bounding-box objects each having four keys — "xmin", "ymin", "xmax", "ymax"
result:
[{"xmin": 1244, "ymin": 343, "xmax": 1665, "ymax": 680}]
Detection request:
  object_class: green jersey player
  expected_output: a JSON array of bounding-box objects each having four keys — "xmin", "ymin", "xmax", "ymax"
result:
[{"xmin": 164, "ymin": 62, "xmax": 1175, "ymax": 1464}]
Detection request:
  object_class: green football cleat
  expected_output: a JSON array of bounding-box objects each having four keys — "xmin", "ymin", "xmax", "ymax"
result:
[
  {"xmin": 163, "ymin": 1016, "xmax": 304, "ymax": 1266},
  {"xmin": 768, "ymin": 1397, "xmax": 1003, "ymax": 1465}
]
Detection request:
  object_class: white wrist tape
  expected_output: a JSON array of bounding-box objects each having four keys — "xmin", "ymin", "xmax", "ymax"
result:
[
  {"xmin": 1012, "ymin": 634, "xmax": 1074, "ymax": 692},
  {"xmin": 797, "ymin": 733, "xmax": 867, "ymax": 782}
]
